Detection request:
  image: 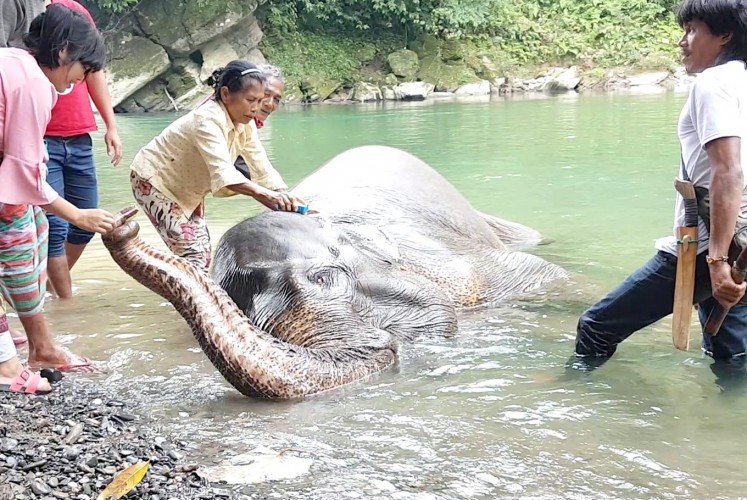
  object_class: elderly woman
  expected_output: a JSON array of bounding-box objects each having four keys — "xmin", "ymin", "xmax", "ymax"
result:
[
  {"xmin": 0, "ymin": 4, "xmax": 115, "ymax": 394},
  {"xmin": 234, "ymin": 64, "xmax": 286, "ymax": 181},
  {"xmin": 129, "ymin": 60, "xmax": 305, "ymax": 272}
]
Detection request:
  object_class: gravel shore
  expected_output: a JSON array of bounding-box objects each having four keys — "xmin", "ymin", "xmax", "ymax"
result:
[{"xmin": 0, "ymin": 376, "xmax": 242, "ymax": 500}]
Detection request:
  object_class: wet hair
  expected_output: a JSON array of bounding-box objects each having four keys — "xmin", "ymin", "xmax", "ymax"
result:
[
  {"xmin": 207, "ymin": 60, "xmax": 266, "ymax": 101},
  {"xmin": 677, "ymin": 0, "xmax": 747, "ymax": 64},
  {"xmin": 23, "ymin": 4, "xmax": 106, "ymax": 73},
  {"xmin": 258, "ymin": 63, "xmax": 284, "ymax": 81}
]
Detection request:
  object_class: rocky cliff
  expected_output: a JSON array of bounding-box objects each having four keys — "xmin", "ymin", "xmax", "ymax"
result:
[
  {"xmin": 103, "ymin": 0, "xmax": 264, "ymax": 112},
  {"xmin": 100, "ymin": 0, "xmax": 689, "ymax": 113}
]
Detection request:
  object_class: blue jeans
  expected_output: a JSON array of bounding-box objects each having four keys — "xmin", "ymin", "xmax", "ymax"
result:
[
  {"xmin": 576, "ymin": 250, "xmax": 747, "ymax": 363},
  {"xmin": 45, "ymin": 135, "xmax": 99, "ymax": 258}
]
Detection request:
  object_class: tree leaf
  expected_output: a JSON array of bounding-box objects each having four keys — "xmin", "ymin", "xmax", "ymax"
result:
[{"xmin": 96, "ymin": 461, "xmax": 150, "ymax": 500}]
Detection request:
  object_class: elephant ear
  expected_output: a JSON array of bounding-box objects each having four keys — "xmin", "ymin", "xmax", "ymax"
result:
[
  {"xmin": 340, "ymin": 224, "xmax": 402, "ymax": 265},
  {"xmin": 477, "ymin": 211, "xmax": 553, "ymax": 249}
]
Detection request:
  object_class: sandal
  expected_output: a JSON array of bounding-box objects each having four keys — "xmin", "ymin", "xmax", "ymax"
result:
[{"xmin": 0, "ymin": 367, "xmax": 53, "ymax": 395}]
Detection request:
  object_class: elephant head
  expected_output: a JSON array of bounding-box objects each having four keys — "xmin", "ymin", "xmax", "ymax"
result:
[{"xmin": 211, "ymin": 211, "xmax": 459, "ymax": 349}]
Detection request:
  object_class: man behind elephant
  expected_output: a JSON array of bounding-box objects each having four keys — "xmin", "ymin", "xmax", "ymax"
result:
[
  {"xmin": 234, "ymin": 64, "xmax": 286, "ymax": 182},
  {"xmin": 573, "ymin": 0, "xmax": 747, "ymax": 379}
]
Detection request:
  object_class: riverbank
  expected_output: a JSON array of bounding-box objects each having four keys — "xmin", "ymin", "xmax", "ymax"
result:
[{"xmin": 0, "ymin": 378, "xmax": 239, "ymax": 499}]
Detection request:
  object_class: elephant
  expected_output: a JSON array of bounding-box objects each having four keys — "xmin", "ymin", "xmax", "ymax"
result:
[{"xmin": 103, "ymin": 146, "xmax": 567, "ymax": 399}]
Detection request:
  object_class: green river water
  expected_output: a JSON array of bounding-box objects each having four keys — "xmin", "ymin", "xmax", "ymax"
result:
[{"xmin": 32, "ymin": 90, "xmax": 747, "ymax": 499}]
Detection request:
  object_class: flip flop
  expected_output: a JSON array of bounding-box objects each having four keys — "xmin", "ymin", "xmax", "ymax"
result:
[
  {"xmin": 12, "ymin": 336, "xmax": 28, "ymax": 347},
  {"xmin": 30, "ymin": 357, "xmax": 99, "ymax": 374},
  {"xmin": 0, "ymin": 367, "xmax": 53, "ymax": 395},
  {"xmin": 52, "ymin": 357, "xmax": 97, "ymax": 373}
]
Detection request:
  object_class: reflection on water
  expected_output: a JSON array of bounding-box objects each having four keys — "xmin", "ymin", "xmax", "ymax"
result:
[{"xmin": 23, "ymin": 91, "xmax": 747, "ymax": 498}]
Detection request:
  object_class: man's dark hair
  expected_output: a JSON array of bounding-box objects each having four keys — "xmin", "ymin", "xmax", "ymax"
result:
[
  {"xmin": 23, "ymin": 4, "xmax": 106, "ymax": 73},
  {"xmin": 677, "ymin": 0, "xmax": 747, "ymax": 63},
  {"xmin": 207, "ymin": 60, "xmax": 267, "ymax": 101}
]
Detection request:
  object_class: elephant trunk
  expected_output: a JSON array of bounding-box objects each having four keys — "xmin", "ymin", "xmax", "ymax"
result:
[{"xmin": 102, "ymin": 217, "xmax": 397, "ymax": 399}]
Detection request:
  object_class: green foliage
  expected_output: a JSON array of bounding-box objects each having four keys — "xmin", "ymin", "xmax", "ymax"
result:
[
  {"xmin": 260, "ymin": 30, "xmax": 400, "ymax": 86},
  {"xmin": 262, "ymin": 0, "xmax": 683, "ymax": 69},
  {"xmin": 91, "ymin": 0, "xmax": 138, "ymax": 13}
]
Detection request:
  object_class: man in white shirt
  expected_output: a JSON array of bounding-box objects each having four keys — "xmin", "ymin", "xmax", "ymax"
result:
[{"xmin": 574, "ymin": 0, "xmax": 747, "ymax": 373}]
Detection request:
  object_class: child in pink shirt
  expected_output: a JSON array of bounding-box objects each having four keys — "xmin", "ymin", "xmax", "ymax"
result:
[{"xmin": 0, "ymin": 4, "xmax": 115, "ymax": 395}]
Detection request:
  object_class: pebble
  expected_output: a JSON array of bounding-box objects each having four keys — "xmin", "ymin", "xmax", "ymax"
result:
[
  {"xmin": 30, "ymin": 480, "xmax": 52, "ymax": 495},
  {"xmin": 0, "ymin": 379, "xmax": 228, "ymax": 498}
]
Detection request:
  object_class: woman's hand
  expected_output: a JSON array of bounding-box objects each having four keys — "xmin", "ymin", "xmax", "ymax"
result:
[
  {"xmin": 253, "ymin": 188, "xmax": 306, "ymax": 213},
  {"xmin": 72, "ymin": 208, "xmax": 116, "ymax": 235}
]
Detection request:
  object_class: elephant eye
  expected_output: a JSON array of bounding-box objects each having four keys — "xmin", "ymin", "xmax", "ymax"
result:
[{"xmin": 309, "ymin": 269, "xmax": 333, "ymax": 286}]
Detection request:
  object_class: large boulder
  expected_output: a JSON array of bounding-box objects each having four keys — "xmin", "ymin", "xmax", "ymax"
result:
[
  {"xmin": 416, "ymin": 56, "xmax": 482, "ymax": 92},
  {"xmin": 351, "ymin": 82, "xmax": 382, "ymax": 102},
  {"xmin": 393, "ymin": 81, "xmax": 434, "ymax": 101},
  {"xmin": 133, "ymin": 0, "xmax": 259, "ymax": 56},
  {"xmin": 197, "ymin": 16, "xmax": 264, "ymax": 82},
  {"xmin": 543, "ymin": 67, "xmax": 581, "ymax": 92},
  {"xmin": 300, "ymin": 76, "xmax": 342, "ymax": 103},
  {"xmin": 105, "ymin": 0, "xmax": 267, "ymax": 111},
  {"xmin": 454, "ymin": 80, "xmax": 491, "ymax": 96},
  {"xmin": 387, "ymin": 49, "xmax": 420, "ymax": 79},
  {"xmin": 106, "ymin": 32, "xmax": 170, "ymax": 107},
  {"xmin": 116, "ymin": 60, "xmax": 207, "ymax": 113}
]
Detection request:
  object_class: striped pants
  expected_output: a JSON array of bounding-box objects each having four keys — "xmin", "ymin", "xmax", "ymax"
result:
[{"xmin": 0, "ymin": 204, "xmax": 48, "ymax": 318}]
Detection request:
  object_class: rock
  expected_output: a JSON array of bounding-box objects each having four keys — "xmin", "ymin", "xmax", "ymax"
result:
[
  {"xmin": 64, "ymin": 423, "xmax": 84, "ymax": 445},
  {"xmin": 387, "ymin": 49, "xmax": 420, "ymax": 79},
  {"xmin": 544, "ymin": 66, "xmax": 581, "ymax": 92},
  {"xmin": 381, "ymin": 86, "xmax": 397, "ymax": 101},
  {"xmin": 196, "ymin": 16, "xmax": 264, "ymax": 82},
  {"xmin": 300, "ymin": 76, "xmax": 342, "ymax": 103},
  {"xmin": 627, "ymin": 71, "xmax": 670, "ymax": 87},
  {"xmin": 134, "ymin": 0, "xmax": 258, "ymax": 55},
  {"xmin": 0, "ymin": 438, "xmax": 18, "ymax": 452},
  {"xmin": 106, "ymin": 31, "xmax": 170, "ymax": 108},
  {"xmin": 201, "ymin": 450, "xmax": 313, "ymax": 485},
  {"xmin": 416, "ymin": 56, "xmax": 481, "ymax": 92},
  {"xmin": 393, "ymin": 81, "xmax": 435, "ymax": 101},
  {"xmin": 454, "ymin": 80, "xmax": 491, "ymax": 96},
  {"xmin": 356, "ymin": 46, "xmax": 377, "ymax": 64},
  {"xmin": 118, "ymin": 60, "xmax": 208, "ymax": 112},
  {"xmin": 351, "ymin": 82, "xmax": 382, "ymax": 102},
  {"xmin": 30, "ymin": 481, "xmax": 51, "ymax": 495}
]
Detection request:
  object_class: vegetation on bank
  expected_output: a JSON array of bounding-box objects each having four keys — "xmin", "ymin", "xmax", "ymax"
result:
[{"xmin": 86, "ymin": 0, "xmax": 685, "ymax": 101}]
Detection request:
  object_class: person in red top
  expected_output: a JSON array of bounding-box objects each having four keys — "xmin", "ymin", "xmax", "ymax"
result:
[{"xmin": 43, "ymin": 0, "xmax": 123, "ymax": 301}]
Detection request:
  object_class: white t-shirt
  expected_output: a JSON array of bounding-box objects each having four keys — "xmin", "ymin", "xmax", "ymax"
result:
[{"xmin": 656, "ymin": 60, "xmax": 747, "ymax": 256}]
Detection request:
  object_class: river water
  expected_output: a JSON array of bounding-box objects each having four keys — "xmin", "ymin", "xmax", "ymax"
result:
[{"xmin": 30, "ymin": 90, "xmax": 747, "ymax": 498}]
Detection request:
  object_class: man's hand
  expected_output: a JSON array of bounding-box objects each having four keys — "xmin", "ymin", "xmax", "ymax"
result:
[
  {"xmin": 710, "ymin": 261, "xmax": 746, "ymax": 308},
  {"xmin": 105, "ymin": 127, "xmax": 123, "ymax": 166}
]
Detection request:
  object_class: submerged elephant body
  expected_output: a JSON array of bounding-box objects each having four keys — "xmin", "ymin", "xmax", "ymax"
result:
[{"xmin": 104, "ymin": 146, "xmax": 567, "ymax": 399}]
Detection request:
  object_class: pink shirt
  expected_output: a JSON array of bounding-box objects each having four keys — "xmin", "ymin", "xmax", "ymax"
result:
[{"xmin": 0, "ymin": 48, "xmax": 59, "ymax": 206}]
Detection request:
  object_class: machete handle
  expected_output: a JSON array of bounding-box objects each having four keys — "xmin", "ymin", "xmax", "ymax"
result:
[
  {"xmin": 674, "ymin": 179, "xmax": 697, "ymax": 200},
  {"xmin": 704, "ymin": 246, "xmax": 747, "ymax": 336}
]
